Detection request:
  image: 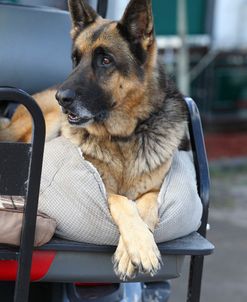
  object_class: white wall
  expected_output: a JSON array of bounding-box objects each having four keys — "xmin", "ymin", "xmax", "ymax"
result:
[
  {"xmin": 106, "ymin": 0, "xmax": 129, "ymax": 20},
  {"xmin": 213, "ymin": 0, "xmax": 247, "ymax": 49},
  {"xmin": 89, "ymin": 0, "xmax": 128, "ymax": 20}
]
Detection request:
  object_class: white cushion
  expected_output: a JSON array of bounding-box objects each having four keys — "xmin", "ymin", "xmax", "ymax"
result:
[{"xmin": 38, "ymin": 137, "xmax": 202, "ymax": 245}]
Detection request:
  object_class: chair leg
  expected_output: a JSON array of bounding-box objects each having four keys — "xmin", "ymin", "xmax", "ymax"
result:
[{"xmin": 186, "ymin": 255, "xmax": 204, "ymax": 302}]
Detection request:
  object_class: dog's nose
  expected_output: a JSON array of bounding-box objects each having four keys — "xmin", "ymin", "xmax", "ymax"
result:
[{"xmin": 55, "ymin": 89, "xmax": 76, "ymax": 107}]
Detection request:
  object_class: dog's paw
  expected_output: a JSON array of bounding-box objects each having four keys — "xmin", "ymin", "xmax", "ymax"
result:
[
  {"xmin": 113, "ymin": 237, "xmax": 137, "ymax": 281},
  {"xmin": 113, "ymin": 229, "xmax": 162, "ymax": 280},
  {"xmin": 124, "ymin": 227, "xmax": 162, "ymax": 276}
]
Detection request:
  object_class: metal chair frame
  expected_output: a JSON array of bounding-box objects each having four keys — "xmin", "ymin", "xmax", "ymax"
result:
[
  {"xmin": 0, "ymin": 87, "xmax": 45, "ymax": 302},
  {"xmin": 0, "ymin": 89, "xmax": 213, "ymax": 302}
]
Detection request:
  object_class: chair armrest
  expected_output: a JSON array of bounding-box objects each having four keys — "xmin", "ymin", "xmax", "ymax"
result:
[{"xmin": 184, "ymin": 97, "xmax": 210, "ymax": 237}]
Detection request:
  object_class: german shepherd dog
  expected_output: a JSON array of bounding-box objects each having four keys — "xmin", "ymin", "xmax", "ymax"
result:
[{"xmin": 0, "ymin": 0, "xmax": 188, "ymax": 280}]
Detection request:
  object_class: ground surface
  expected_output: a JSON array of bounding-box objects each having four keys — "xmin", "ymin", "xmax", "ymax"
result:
[{"xmin": 169, "ymin": 159, "xmax": 247, "ymax": 302}]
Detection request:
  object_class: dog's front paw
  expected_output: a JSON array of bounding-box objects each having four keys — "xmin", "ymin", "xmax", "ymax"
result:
[
  {"xmin": 113, "ymin": 236, "xmax": 137, "ymax": 281},
  {"xmin": 113, "ymin": 228, "xmax": 162, "ymax": 280},
  {"xmin": 125, "ymin": 227, "xmax": 162, "ymax": 276}
]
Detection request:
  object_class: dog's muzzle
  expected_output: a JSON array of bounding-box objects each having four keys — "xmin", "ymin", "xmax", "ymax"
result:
[{"xmin": 55, "ymin": 89, "xmax": 108, "ymax": 126}]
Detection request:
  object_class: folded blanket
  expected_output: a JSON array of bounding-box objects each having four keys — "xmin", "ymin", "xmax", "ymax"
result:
[{"xmin": 38, "ymin": 137, "xmax": 202, "ymax": 245}]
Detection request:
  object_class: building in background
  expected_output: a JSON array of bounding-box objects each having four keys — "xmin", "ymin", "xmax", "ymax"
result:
[
  {"xmin": 151, "ymin": 0, "xmax": 247, "ymax": 159},
  {"xmin": 153, "ymin": 0, "xmax": 247, "ymax": 133}
]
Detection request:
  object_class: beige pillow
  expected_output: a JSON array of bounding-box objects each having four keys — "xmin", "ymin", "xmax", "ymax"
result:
[{"xmin": 0, "ymin": 196, "xmax": 56, "ymax": 247}]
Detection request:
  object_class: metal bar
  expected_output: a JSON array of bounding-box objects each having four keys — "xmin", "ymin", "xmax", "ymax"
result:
[
  {"xmin": 0, "ymin": 87, "xmax": 46, "ymax": 302},
  {"xmin": 177, "ymin": 0, "xmax": 190, "ymax": 95},
  {"xmin": 184, "ymin": 97, "xmax": 210, "ymax": 302},
  {"xmin": 187, "ymin": 256, "xmax": 204, "ymax": 302},
  {"xmin": 184, "ymin": 97, "xmax": 210, "ymax": 238},
  {"xmin": 97, "ymin": 0, "xmax": 108, "ymax": 18},
  {"xmin": 189, "ymin": 50, "xmax": 219, "ymax": 83}
]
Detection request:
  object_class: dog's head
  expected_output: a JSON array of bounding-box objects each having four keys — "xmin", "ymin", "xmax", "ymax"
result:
[{"xmin": 56, "ymin": 0, "xmax": 156, "ymax": 134}]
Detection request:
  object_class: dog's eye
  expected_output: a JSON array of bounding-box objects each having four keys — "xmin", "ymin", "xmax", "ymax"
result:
[
  {"xmin": 103, "ymin": 57, "xmax": 111, "ymax": 65},
  {"xmin": 97, "ymin": 54, "xmax": 113, "ymax": 67}
]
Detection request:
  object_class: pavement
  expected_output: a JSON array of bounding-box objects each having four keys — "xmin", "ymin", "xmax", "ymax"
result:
[{"xmin": 169, "ymin": 159, "xmax": 247, "ymax": 302}]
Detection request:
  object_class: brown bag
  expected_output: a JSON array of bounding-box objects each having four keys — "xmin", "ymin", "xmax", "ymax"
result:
[{"xmin": 0, "ymin": 196, "xmax": 56, "ymax": 247}]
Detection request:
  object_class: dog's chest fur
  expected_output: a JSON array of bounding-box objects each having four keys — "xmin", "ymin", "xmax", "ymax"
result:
[{"xmin": 80, "ymin": 135, "xmax": 171, "ymax": 200}]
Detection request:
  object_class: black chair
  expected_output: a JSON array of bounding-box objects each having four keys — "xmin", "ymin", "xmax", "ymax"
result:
[
  {"xmin": 0, "ymin": 87, "xmax": 214, "ymax": 302},
  {"xmin": 0, "ymin": 87, "xmax": 46, "ymax": 302},
  {"xmin": 0, "ymin": 2, "xmax": 214, "ymax": 302}
]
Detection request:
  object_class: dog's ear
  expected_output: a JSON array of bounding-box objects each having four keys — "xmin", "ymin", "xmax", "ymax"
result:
[
  {"xmin": 68, "ymin": 0, "xmax": 98, "ymax": 31},
  {"xmin": 119, "ymin": 0, "xmax": 154, "ymax": 48}
]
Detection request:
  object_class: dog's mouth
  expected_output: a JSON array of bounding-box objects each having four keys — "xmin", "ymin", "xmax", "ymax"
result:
[
  {"xmin": 62, "ymin": 106, "xmax": 109, "ymax": 126},
  {"xmin": 68, "ymin": 112, "xmax": 92, "ymax": 125},
  {"xmin": 63, "ymin": 109, "xmax": 93, "ymax": 126}
]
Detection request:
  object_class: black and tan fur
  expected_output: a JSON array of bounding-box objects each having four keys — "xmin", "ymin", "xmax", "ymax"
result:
[{"xmin": 0, "ymin": 0, "xmax": 188, "ymax": 280}]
